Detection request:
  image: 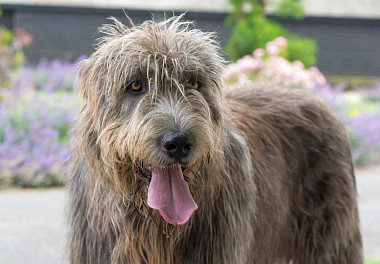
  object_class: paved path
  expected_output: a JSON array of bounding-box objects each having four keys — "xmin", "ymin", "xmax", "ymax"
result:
[
  {"xmin": 0, "ymin": 189, "xmax": 66, "ymax": 264},
  {"xmin": 0, "ymin": 166, "xmax": 379, "ymax": 263},
  {"xmin": 357, "ymin": 165, "xmax": 380, "ymax": 259}
]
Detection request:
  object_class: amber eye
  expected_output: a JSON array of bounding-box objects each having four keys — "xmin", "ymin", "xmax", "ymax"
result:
[
  {"xmin": 128, "ymin": 81, "xmax": 143, "ymax": 93},
  {"xmin": 189, "ymin": 80, "xmax": 201, "ymax": 90}
]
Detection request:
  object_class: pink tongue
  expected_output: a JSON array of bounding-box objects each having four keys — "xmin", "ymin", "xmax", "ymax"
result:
[{"xmin": 147, "ymin": 164, "xmax": 198, "ymax": 225}]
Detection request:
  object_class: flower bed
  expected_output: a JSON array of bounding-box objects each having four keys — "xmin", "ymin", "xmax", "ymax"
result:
[
  {"xmin": 0, "ymin": 60, "xmax": 76, "ymax": 188},
  {"xmin": 316, "ymin": 85, "xmax": 380, "ymax": 165},
  {"xmin": 0, "ymin": 48, "xmax": 379, "ymax": 188}
]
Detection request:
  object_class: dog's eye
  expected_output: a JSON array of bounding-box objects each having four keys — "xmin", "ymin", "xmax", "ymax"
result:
[
  {"xmin": 189, "ymin": 80, "xmax": 201, "ymax": 90},
  {"xmin": 127, "ymin": 81, "xmax": 143, "ymax": 93}
]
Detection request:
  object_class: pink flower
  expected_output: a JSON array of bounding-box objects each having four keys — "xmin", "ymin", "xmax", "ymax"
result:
[
  {"xmin": 236, "ymin": 55, "xmax": 261, "ymax": 73},
  {"xmin": 252, "ymin": 48, "xmax": 265, "ymax": 59},
  {"xmin": 292, "ymin": 60, "xmax": 305, "ymax": 70},
  {"xmin": 14, "ymin": 28, "xmax": 34, "ymax": 47},
  {"xmin": 309, "ymin": 67, "xmax": 327, "ymax": 86},
  {"xmin": 223, "ymin": 37, "xmax": 327, "ymax": 91},
  {"xmin": 266, "ymin": 41, "xmax": 280, "ymax": 56},
  {"xmin": 274, "ymin": 36, "xmax": 287, "ymax": 48}
]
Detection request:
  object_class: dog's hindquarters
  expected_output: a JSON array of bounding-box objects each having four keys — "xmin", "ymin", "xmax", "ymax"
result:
[{"xmin": 225, "ymin": 85, "xmax": 363, "ymax": 264}]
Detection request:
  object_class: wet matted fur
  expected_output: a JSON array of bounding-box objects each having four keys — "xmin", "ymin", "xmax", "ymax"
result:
[{"xmin": 67, "ymin": 16, "xmax": 363, "ymax": 263}]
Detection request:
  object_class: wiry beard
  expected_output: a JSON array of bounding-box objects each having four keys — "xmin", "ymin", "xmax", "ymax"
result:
[{"xmin": 125, "ymin": 157, "xmax": 208, "ymax": 237}]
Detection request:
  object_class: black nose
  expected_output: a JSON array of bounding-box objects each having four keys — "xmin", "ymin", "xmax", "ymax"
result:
[{"xmin": 162, "ymin": 132, "xmax": 194, "ymax": 159}]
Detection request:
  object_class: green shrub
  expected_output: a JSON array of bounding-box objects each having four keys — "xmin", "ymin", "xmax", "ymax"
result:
[
  {"xmin": 225, "ymin": 0, "xmax": 317, "ymax": 68},
  {"xmin": 285, "ymin": 36, "xmax": 317, "ymax": 67},
  {"xmin": 275, "ymin": 0, "xmax": 305, "ymax": 20}
]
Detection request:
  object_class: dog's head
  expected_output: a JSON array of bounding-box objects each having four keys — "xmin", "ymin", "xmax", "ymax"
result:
[{"xmin": 74, "ymin": 16, "xmax": 226, "ymax": 225}]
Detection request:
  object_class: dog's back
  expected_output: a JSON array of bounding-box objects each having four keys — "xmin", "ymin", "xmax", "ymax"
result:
[{"xmin": 225, "ymin": 83, "xmax": 362, "ymax": 263}]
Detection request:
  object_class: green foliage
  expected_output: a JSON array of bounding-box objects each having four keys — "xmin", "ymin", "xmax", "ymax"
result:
[
  {"xmin": 365, "ymin": 260, "xmax": 380, "ymax": 264},
  {"xmin": 0, "ymin": 26, "xmax": 13, "ymax": 45},
  {"xmin": 0, "ymin": 26, "xmax": 14, "ymax": 85},
  {"xmin": 0, "ymin": 5, "xmax": 34, "ymax": 86},
  {"xmin": 0, "ymin": 26, "xmax": 33, "ymax": 87},
  {"xmin": 274, "ymin": 0, "xmax": 305, "ymax": 20},
  {"xmin": 285, "ymin": 36, "xmax": 317, "ymax": 67},
  {"xmin": 225, "ymin": 9, "xmax": 285, "ymax": 60},
  {"xmin": 225, "ymin": 0, "xmax": 317, "ymax": 67},
  {"xmin": 0, "ymin": 173, "xmax": 64, "ymax": 189}
]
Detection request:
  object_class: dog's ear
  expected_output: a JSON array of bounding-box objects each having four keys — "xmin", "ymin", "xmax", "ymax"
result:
[
  {"xmin": 74, "ymin": 57, "xmax": 103, "ymax": 116},
  {"xmin": 74, "ymin": 58, "xmax": 91, "ymax": 101},
  {"xmin": 74, "ymin": 56, "xmax": 107, "ymax": 126}
]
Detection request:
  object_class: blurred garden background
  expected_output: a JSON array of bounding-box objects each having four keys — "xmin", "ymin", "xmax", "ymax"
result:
[{"xmin": 0, "ymin": 0, "xmax": 379, "ymax": 263}]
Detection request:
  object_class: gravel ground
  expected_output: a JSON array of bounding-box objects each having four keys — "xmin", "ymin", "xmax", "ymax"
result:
[{"xmin": 0, "ymin": 166, "xmax": 379, "ymax": 263}]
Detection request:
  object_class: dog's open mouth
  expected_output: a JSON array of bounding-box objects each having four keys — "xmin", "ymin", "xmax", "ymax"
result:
[{"xmin": 137, "ymin": 164, "xmax": 198, "ymax": 225}]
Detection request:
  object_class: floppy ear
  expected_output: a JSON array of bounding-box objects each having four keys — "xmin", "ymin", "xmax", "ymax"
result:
[
  {"xmin": 74, "ymin": 57, "xmax": 104, "ymax": 113},
  {"xmin": 74, "ymin": 56, "xmax": 105, "ymax": 128},
  {"xmin": 74, "ymin": 58, "xmax": 91, "ymax": 101}
]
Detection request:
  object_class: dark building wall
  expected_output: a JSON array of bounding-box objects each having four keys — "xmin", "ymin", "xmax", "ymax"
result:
[
  {"xmin": 1, "ymin": 4, "xmax": 380, "ymax": 76},
  {"xmin": 277, "ymin": 17, "xmax": 380, "ymax": 76},
  {"xmin": 13, "ymin": 11, "xmax": 115, "ymax": 61},
  {"xmin": 0, "ymin": 9, "xmax": 13, "ymax": 28},
  {"xmin": 7, "ymin": 8, "xmax": 148, "ymax": 61},
  {"xmin": 2, "ymin": 5, "xmax": 230, "ymax": 62}
]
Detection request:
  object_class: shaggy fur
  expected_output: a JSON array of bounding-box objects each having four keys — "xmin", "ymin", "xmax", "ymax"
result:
[{"xmin": 67, "ymin": 16, "xmax": 363, "ymax": 263}]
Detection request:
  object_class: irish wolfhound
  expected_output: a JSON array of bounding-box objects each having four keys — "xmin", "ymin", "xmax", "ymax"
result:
[{"xmin": 67, "ymin": 16, "xmax": 362, "ymax": 263}]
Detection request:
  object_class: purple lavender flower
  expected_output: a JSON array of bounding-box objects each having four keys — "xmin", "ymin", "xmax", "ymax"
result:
[
  {"xmin": 1, "ymin": 58, "xmax": 79, "ymax": 187},
  {"xmin": 314, "ymin": 83, "xmax": 380, "ymax": 165}
]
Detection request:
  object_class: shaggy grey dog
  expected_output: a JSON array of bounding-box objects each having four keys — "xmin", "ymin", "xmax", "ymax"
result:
[{"xmin": 67, "ymin": 16, "xmax": 363, "ymax": 263}]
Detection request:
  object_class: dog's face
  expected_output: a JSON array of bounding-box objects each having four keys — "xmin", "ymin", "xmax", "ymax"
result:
[{"xmin": 75, "ymin": 17, "xmax": 225, "ymax": 225}]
